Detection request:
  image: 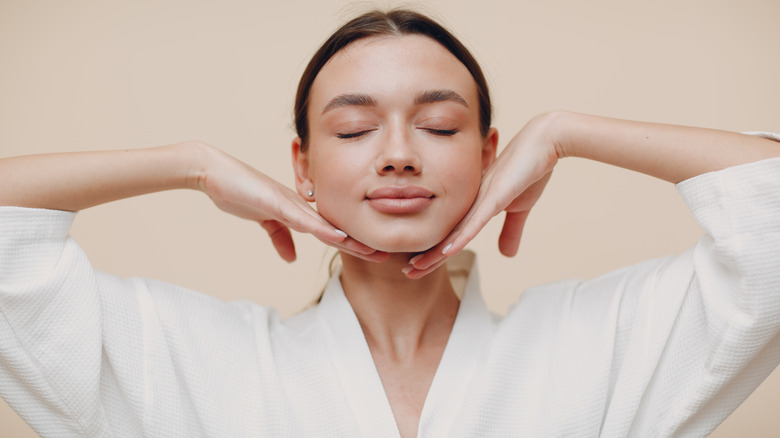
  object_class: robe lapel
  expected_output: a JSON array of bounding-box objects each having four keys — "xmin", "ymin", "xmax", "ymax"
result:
[
  {"xmin": 317, "ymin": 274, "xmax": 400, "ymax": 438},
  {"xmin": 316, "ymin": 252, "xmax": 494, "ymax": 437},
  {"xmin": 417, "ymin": 254, "xmax": 495, "ymax": 437}
]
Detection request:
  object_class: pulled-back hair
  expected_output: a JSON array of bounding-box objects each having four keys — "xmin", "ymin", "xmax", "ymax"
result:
[{"xmin": 294, "ymin": 9, "xmax": 492, "ymax": 151}]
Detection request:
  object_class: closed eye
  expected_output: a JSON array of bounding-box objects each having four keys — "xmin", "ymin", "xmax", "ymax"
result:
[
  {"xmin": 424, "ymin": 128, "xmax": 459, "ymax": 136},
  {"xmin": 336, "ymin": 130, "xmax": 372, "ymax": 139}
]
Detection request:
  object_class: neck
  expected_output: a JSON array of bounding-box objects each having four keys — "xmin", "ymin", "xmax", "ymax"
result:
[{"xmin": 339, "ymin": 252, "xmax": 459, "ymax": 362}]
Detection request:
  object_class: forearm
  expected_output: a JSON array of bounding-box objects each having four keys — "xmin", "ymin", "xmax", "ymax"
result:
[
  {"xmin": 548, "ymin": 111, "xmax": 780, "ymax": 183},
  {"xmin": 0, "ymin": 141, "xmax": 209, "ymax": 211}
]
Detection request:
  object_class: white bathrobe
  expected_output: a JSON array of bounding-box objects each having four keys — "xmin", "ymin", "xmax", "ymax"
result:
[{"xmin": 1, "ymin": 139, "xmax": 779, "ymax": 437}]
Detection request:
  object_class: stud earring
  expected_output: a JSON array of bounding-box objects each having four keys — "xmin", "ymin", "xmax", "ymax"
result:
[{"xmin": 306, "ymin": 190, "xmax": 314, "ymax": 198}]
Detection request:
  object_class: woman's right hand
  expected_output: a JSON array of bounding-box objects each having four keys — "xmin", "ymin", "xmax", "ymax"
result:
[
  {"xmin": 0, "ymin": 140, "xmax": 387, "ymax": 263},
  {"xmin": 194, "ymin": 144, "xmax": 388, "ymax": 263}
]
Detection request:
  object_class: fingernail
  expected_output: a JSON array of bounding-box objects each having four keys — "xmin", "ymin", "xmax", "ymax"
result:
[
  {"xmin": 408, "ymin": 254, "xmax": 424, "ymax": 265},
  {"xmin": 401, "ymin": 265, "xmax": 414, "ymax": 275},
  {"xmin": 334, "ymin": 229, "xmax": 348, "ymax": 238},
  {"xmin": 442, "ymin": 243, "xmax": 453, "ymax": 255}
]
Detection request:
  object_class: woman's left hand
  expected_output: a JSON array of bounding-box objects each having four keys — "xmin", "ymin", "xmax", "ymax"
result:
[
  {"xmin": 403, "ymin": 110, "xmax": 780, "ymax": 279},
  {"xmin": 403, "ymin": 113, "xmax": 560, "ymax": 279}
]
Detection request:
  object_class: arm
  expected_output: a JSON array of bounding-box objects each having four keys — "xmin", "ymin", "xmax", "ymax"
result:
[
  {"xmin": 0, "ymin": 142, "xmax": 199, "ymax": 212},
  {"xmin": 554, "ymin": 111, "xmax": 779, "ymax": 184},
  {"xmin": 407, "ymin": 112, "xmax": 780, "ymax": 433},
  {"xmin": 0, "ymin": 141, "xmax": 384, "ymax": 434},
  {"xmin": 407, "ymin": 111, "xmax": 780, "ymax": 276},
  {"xmin": 0, "ymin": 141, "xmax": 383, "ymax": 261}
]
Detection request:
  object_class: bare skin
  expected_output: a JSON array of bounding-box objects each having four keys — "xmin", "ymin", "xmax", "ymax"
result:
[
  {"xmin": 340, "ymin": 253, "xmax": 459, "ymax": 438},
  {"xmin": 0, "ymin": 107, "xmax": 780, "ymax": 437},
  {"xmin": 0, "ymin": 142, "xmax": 387, "ymax": 263},
  {"xmin": 404, "ymin": 111, "xmax": 780, "ymax": 278},
  {"xmin": 1, "ymin": 113, "xmax": 778, "ymax": 437}
]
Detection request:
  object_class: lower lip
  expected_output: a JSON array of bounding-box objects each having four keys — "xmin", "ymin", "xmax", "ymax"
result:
[{"xmin": 366, "ymin": 197, "xmax": 433, "ymax": 214}]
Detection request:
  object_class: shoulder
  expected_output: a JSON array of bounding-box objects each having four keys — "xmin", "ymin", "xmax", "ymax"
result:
[{"xmin": 498, "ymin": 254, "xmax": 690, "ymax": 337}]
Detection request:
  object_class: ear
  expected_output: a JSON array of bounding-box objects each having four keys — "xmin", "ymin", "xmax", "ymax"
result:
[
  {"xmin": 481, "ymin": 127, "xmax": 498, "ymax": 174},
  {"xmin": 291, "ymin": 137, "xmax": 315, "ymax": 200}
]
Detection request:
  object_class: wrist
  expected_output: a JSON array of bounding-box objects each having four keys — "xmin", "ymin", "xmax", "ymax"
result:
[
  {"xmin": 176, "ymin": 140, "xmax": 217, "ymax": 192},
  {"xmin": 529, "ymin": 110, "xmax": 580, "ymax": 160}
]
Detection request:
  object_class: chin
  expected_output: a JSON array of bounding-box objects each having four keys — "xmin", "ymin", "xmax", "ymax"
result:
[
  {"xmin": 318, "ymin": 206, "xmax": 464, "ymax": 254},
  {"xmin": 347, "ymin": 227, "xmax": 449, "ymax": 254}
]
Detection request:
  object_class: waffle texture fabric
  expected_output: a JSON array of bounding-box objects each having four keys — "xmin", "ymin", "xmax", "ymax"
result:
[{"xmin": 2, "ymin": 154, "xmax": 780, "ymax": 437}]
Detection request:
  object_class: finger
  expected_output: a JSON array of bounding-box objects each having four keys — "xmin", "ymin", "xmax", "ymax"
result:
[
  {"xmin": 327, "ymin": 234, "xmax": 381, "ymax": 256},
  {"xmin": 280, "ymin": 204, "xmax": 348, "ymax": 245},
  {"xmin": 406, "ymin": 178, "xmax": 494, "ymax": 269},
  {"xmin": 403, "ymin": 257, "xmax": 448, "ymax": 280},
  {"xmin": 260, "ymin": 220, "xmax": 297, "ymax": 262},
  {"xmin": 498, "ymin": 211, "xmax": 530, "ymax": 257},
  {"xmin": 445, "ymin": 196, "xmax": 501, "ymax": 256},
  {"xmin": 405, "ymin": 237, "xmax": 452, "ymax": 272},
  {"xmin": 271, "ymin": 196, "xmax": 367, "ymax": 253},
  {"xmin": 269, "ymin": 188, "xmax": 390, "ymax": 257},
  {"xmin": 440, "ymin": 168, "xmax": 541, "ymax": 259},
  {"xmin": 273, "ymin": 196, "xmax": 384, "ymax": 257},
  {"xmin": 410, "ymin": 189, "xmax": 498, "ymax": 270},
  {"xmin": 286, "ymin": 202, "xmax": 383, "ymax": 256},
  {"xmin": 360, "ymin": 250, "xmax": 391, "ymax": 263},
  {"xmin": 336, "ymin": 246, "xmax": 391, "ymax": 263}
]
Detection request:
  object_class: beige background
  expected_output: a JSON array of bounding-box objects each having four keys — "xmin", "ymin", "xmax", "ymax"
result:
[{"xmin": 1, "ymin": 0, "xmax": 778, "ymax": 436}]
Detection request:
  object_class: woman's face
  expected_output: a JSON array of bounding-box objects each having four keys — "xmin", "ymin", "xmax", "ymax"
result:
[{"xmin": 294, "ymin": 35, "xmax": 497, "ymax": 253}]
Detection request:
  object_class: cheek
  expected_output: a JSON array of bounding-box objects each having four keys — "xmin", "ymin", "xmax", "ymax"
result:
[
  {"xmin": 423, "ymin": 148, "xmax": 485, "ymax": 228},
  {"xmin": 445, "ymin": 171, "xmax": 482, "ymax": 226},
  {"xmin": 308, "ymin": 153, "xmax": 367, "ymax": 222},
  {"xmin": 438, "ymin": 150, "xmax": 483, "ymax": 195}
]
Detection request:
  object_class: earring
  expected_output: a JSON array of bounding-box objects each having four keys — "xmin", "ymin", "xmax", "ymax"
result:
[{"xmin": 306, "ymin": 190, "xmax": 314, "ymax": 198}]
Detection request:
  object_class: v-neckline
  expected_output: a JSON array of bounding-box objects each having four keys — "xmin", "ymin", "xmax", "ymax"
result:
[{"xmin": 316, "ymin": 253, "xmax": 495, "ymax": 437}]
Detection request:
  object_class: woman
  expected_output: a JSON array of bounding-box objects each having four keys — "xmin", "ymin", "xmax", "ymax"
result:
[{"xmin": 1, "ymin": 8, "xmax": 779, "ymax": 437}]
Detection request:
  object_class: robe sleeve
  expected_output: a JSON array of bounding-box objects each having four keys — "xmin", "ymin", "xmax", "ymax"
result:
[
  {"xmin": 0, "ymin": 207, "xmax": 271, "ymax": 437},
  {"xmin": 601, "ymin": 144, "xmax": 780, "ymax": 435},
  {"xmin": 0, "ymin": 207, "xmax": 113, "ymax": 436}
]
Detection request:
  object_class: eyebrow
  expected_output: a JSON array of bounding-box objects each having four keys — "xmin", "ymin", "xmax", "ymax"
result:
[
  {"xmin": 321, "ymin": 89, "xmax": 469, "ymax": 114},
  {"xmin": 322, "ymin": 93, "xmax": 377, "ymax": 114},
  {"xmin": 414, "ymin": 89, "xmax": 469, "ymax": 108}
]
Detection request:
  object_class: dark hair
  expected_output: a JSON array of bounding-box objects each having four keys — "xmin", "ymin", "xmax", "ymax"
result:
[{"xmin": 294, "ymin": 9, "xmax": 492, "ymax": 151}]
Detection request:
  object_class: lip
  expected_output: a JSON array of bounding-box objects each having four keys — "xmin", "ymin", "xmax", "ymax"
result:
[{"xmin": 365, "ymin": 186, "xmax": 435, "ymax": 214}]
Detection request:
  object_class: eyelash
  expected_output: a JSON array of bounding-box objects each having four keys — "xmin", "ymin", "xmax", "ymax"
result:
[
  {"xmin": 426, "ymin": 128, "xmax": 459, "ymax": 136},
  {"xmin": 335, "ymin": 128, "xmax": 458, "ymax": 139},
  {"xmin": 336, "ymin": 131, "xmax": 370, "ymax": 139}
]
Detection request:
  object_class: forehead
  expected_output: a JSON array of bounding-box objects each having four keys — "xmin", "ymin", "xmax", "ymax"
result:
[{"xmin": 309, "ymin": 35, "xmax": 478, "ymax": 112}]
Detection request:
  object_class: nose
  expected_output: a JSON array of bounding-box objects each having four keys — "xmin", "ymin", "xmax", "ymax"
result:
[{"xmin": 375, "ymin": 130, "xmax": 422, "ymax": 175}]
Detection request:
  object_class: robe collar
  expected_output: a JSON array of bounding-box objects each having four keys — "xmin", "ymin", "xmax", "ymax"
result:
[{"xmin": 316, "ymin": 251, "xmax": 495, "ymax": 437}]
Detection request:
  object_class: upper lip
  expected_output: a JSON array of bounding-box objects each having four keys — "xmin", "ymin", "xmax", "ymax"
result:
[{"xmin": 366, "ymin": 186, "xmax": 435, "ymax": 199}]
